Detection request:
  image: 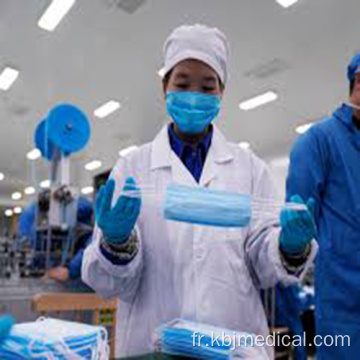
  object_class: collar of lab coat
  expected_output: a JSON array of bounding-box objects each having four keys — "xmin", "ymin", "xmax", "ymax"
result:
[{"xmin": 150, "ymin": 124, "xmax": 234, "ymax": 172}]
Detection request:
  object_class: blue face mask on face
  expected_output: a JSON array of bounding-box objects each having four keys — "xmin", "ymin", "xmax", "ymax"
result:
[{"xmin": 166, "ymin": 91, "xmax": 221, "ymax": 134}]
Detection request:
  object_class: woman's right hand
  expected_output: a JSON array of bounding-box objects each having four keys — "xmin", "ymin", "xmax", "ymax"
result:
[{"xmin": 95, "ymin": 177, "xmax": 141, "ymax": 244}]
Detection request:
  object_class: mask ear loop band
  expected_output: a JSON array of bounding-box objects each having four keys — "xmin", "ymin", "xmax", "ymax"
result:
[{"xmin": 97, "ymin": 327, "xmax": 110, "ymax": 360}]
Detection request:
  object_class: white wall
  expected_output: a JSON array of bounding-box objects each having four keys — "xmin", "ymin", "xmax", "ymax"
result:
[{"xmin": 267, "ymin": 158, "xmax": 289, "ymax": 202}]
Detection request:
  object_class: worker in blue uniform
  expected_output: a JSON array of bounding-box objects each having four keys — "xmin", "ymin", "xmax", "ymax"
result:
[
  {"xmin": 274, "ymin": 284, "xmax": 313, "ymax": 360},
  {"xmin": 18, "ymin": 201, "xmax": 37, "ymax": 248},
  {"xmin": 18, "ymin": 194, "xmax": 93, "ymax": 281},
  {"xmin": 46, "ymin": 196, "xmax": 93, "ymax": 282},
  {"xmin": 286, "ymin": 52, "xmax": 360, "ymax": 359}
]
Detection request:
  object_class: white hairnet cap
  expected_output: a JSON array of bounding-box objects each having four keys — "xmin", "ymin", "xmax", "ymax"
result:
[{"xmin": 163, "ymin": 24, "xmax": 230, "ymax": 85}]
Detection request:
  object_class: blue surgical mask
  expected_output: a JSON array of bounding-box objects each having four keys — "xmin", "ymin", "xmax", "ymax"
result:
[
  {"xmin": 166, "ymin": 91, "xmax": 221, "ymax": 134},
  {"xmin": 164, "ymin": 183, "xmax": 251, "ymax": 228}
]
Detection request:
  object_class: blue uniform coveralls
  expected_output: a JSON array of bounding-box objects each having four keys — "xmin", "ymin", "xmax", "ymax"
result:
[
  {"xmin": 286, "ymin": 104, "xmax": 360, "ymax": 358},
  {"xmin": 275, "ymin": 284, "xmax": 313, "ymax": 360}
]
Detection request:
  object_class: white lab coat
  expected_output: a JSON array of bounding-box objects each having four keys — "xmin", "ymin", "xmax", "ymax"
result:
[{"xmin": 82, "ymin": 125, "xmax": 316, "ymax": 359}]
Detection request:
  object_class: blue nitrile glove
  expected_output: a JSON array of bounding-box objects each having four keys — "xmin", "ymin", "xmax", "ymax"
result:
[
  {"xmin": 0, "ymin": 315, "xmax": 14, "ymax": 343},
  {"xmin": 95, "ymin": 177, "xmax": 141, "ymax": 244},
  {"xmin": 279, "ymin": 195, "xmax": 316, "ymax": 255}
]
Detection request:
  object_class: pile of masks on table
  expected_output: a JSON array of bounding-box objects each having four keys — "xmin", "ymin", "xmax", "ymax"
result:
[
  {"xmin": 155, "ymin": 319, "xmax": 269, "ymax": 359},
  {"xmin": 0, "ymin": 317, "xmax": 109, "ymax": 359}
]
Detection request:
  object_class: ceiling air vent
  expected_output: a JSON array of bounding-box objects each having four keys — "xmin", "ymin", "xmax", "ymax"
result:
[
  {"xmin": 9, "ymin": 103, "xmax": 30, "ymax": 117},
  {"xmin": 109, "ymin": 0, "xmax": 147, "ymax": 14},
  {"xmin": 244, "ymin": 58, "xmax": 290, "ymax": 80}
]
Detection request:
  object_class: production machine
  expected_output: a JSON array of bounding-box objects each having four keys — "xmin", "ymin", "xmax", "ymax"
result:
[
  {"xmin": 0, "ymin": 104, "xmax": 92, "ymax": 321},
  {"xmin": 30, "ymin": 104, "xmax": 91, "ymax": 276}
]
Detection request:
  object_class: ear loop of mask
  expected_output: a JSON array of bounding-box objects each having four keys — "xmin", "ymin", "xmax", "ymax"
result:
[
  {"xmin": 113, "ymin": 184, "xmax": 306, "ymax": 210},
  {"xmin": 110, "ymin": 183, "xmax": 307, "ymax": 229}
]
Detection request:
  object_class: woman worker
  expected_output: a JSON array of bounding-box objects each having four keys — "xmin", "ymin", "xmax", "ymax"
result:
[{"xmin": 82, "ymin": 24, "xmax": 317, "ymax": 359}]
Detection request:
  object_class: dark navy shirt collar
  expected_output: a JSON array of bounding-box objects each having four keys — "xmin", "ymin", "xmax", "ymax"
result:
[
  {"xmin": 168, "ymin": 124, "xmax": 212, "ymax": 156},
  {"xmin": 168, "ymin": 123, "xmax": 213, "ymax": 182}
]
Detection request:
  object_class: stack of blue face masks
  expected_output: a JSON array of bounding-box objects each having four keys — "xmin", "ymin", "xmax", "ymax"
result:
[
  {"xmin": 0, "ymin": 318, "xmax": 109, "ymax": 359},
  {"xmin": 164, "ymin": 184, "xmax": 252, "ymax": 227},
  {"xmin": 155, "ymin": 319, "xmax": 269, "ymax": 359}
]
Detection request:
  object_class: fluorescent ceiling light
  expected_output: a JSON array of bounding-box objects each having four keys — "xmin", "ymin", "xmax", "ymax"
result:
[
  {"xmin": 40, "ymin": 179, "xmax": 51, "ymax": 189},
  {"xmin": 239, "ymin": 142, "xmax": 250, "ymax": 150},
  {"xmin": 276, "ymin": 0, "xmax": 299, "ymax": 8},
  {"xmin": 5, "ymin": 209, "xmax": 13, "ymax": 217},
  {"xmin": 94, "ymin": 100, "xmax": 121, "ymax": 119},
  {"xmin": 85, "ymin": 160, "xmax": 102, "ymax": 171},
  {"xmin": 0, "ymin": 173, "xmax": 4, "ymax": 181},
  {"xmin": 11, "ymin": 192, "xmax": 22, "ymax": 200},
  {"xmin": 270, "ymin": 156, "xmax": 290, "ymax": 168},
  {"xmin": 14, "ymin": 206, "xmax": 22, "ymax": 214},
  {"xmin": 81, "ymin": 186, "xmax": 94, "ymax": 195},
  {"xmin": 158, "ymin": 67, "xmax": 166, "ymax": 78},
  {"xmin": 239, "ymin": 91, "xmax": 278, "ymax": 111},
  {"xmin": 0, "ymin": 67, "xmax": 19, "ymax": 91},
  {"xmin": 38, "ymin": 0, "xmax": 76, "ymax": 31},
  {"xmin": 296, "ymin": 123, "xmax": 313, "ymax": 134},
  {"xmin": 24, "ymin": 186, "xmax": 36, "ymax": 195},
  {"xmin": 119, "ymin": 145, "xmax": 138, "ymax": 157},
  {"xmin": 27, "ymin": 148, "xmax": 41, "ymax": 160}
]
